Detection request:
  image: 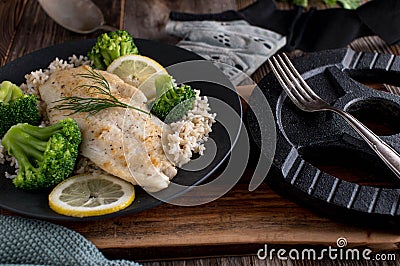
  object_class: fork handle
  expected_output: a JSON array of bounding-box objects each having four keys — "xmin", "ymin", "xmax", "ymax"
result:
[{"xmin": 331, "ymin": 107, "xmax": 400, "ymax": 179}]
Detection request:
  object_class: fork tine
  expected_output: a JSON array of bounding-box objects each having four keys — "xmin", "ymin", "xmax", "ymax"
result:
[
  {"xmin": 275, "ymin": 54, "xmax": 311, "ymax": 101},
  {"xmin": 268, "ymin": 57, "xmax": 304, "ymax": 107},
  {"xmin": 384, "ymin": 84, "xmax": 400, "ymax": 95},
  {"xmin": 386, "ymin": 84, "xmax": 395, "ymax": 94},
  {"xmin": 274, "ymin": 54, "xmax": 314, "ymax": 104},
  {"xmin": 392, "ymin": 86, "xmax": 400, "ymax": 95},
  {"xmin": 281, "ymin": 53, "xmax": 320, "ymax": 100}
]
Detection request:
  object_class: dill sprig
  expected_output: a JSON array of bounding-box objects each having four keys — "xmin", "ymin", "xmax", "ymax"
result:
[{"xmin": 52, "ymin": 67, "xmax": 149, "ymax": 116}]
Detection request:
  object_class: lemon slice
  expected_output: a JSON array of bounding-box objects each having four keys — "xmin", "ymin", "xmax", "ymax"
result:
[
  {"xmin": 49, "ymin": 173, "xmax": 135, "ymax": 217},
  {"xmin": 107, "ymin": 54, "xmax": 167, "ymax": 100}
]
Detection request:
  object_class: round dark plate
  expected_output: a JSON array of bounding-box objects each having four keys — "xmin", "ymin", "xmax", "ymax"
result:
[{"xmin": 0, "ymin": 39, "xmax": 242, "ymax": 221}]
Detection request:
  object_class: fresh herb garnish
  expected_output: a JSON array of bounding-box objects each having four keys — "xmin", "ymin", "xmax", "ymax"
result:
[{"xmin": 52, "ymin": 67, "xmax": 149, "ymax": 116}]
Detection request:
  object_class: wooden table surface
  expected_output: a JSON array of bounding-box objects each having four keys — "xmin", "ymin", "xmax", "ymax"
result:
[{"xmin": 1, "ymin": 0, "xmax": 400, "ymax": 265}]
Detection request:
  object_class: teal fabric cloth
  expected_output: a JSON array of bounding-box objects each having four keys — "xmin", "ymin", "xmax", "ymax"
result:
[{"xmin": 0, "ymin": 215, "xmax": 141, "ymax": 266}]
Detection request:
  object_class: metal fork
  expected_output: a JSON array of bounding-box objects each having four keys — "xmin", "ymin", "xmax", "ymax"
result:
[
  {"xmin": 384, "ymin": 84, "xmax": 400, "ymax": 95},
  {"xmin": 268, "ymin": 53, "xmax": 400, "ymax": 180}
]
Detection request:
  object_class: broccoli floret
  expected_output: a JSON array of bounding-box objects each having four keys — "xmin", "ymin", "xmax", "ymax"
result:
[
  {"xmin": 150, "ymin": 74, "xmax": 196, "ymax": 123},
  {"xmin": 1, "ymin": 118, "xmax": 82, "ymax": 190},
  {"xmin": 0, "ymin": 81, "xmax": 41, "ymax": 137},
  {"xmin": 87, "ymin": 30, "xmax": 139, "ymax": 70}
]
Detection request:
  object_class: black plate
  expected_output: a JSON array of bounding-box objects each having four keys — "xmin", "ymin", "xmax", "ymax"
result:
[{"xmin": 0, "ymin": 39, "xmax": 242, "ymax": 221}]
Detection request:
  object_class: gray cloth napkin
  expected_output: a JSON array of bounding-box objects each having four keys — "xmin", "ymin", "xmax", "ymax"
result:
[
  {"xmin": 166, "ymin": 20, "xmax": 286, "ymax": 85},
  {"xmin": 0, "ymin": 215, "xmax": 141, "ymax": 266}
]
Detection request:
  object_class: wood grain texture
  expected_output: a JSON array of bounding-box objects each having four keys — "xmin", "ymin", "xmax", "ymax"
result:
[
  {"xmin": 55, "ymin": 182, "xmax": 400, "ymax": 249},
  {"xmin": 141, "ymin": 253, "xmax": 400, "ymax": 266},
  {"xmin": 350, "ymin": 36, "xmax": 400, "ymax": 55},
  {"xmin": 0, "ymin": 0, "xmax": 27, "ymax": 65},
  {"xmin": 1, "ymin": 0, "xmax": 400, "ymax": 265},
  {"xmin": 3, "ymin": 0, "xmax": 122, "ymax": 64},
  {"xmin": 53, "ymin": 182, "xmax": 400, "ymax": 249}
]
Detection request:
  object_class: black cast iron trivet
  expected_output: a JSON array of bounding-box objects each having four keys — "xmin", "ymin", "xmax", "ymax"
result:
[{"xmin": 248, "ymin": 48, "xmax": 400, "ymax": 228}]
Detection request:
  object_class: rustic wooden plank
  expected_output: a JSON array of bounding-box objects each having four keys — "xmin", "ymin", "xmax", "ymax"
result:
[
  {"xmin": 50, "ymin": 182, "xmax": 400, "ymax": 252},
  {"xmin": 140, "ymin": 253, "xmax": 400, "ymax": 266},
  {"xmin": 0, "ymin": 0, "xmax": 28, "ymax": 65},
  {"xmin": 235, "ymin": 0, "xmax": 257, "ymax": 10},
  {"xmin": 6, "ymin": 0, "xmax": 122, "ymax": 63},
  {"xmin": 350, "ymin": 36, "xmax": 400, "ymax": 55}
]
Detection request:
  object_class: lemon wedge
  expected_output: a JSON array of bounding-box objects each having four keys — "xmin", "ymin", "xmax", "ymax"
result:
[
  {"xmin": 107, "ymin": 54, "xmax": 167, "ymax": 100},
  {"xmin": 49, "ymin": 173, "xmax": 135, "ymax": 218}
]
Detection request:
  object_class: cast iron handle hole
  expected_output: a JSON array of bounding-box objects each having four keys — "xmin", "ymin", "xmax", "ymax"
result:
[
  {"xmin": 299, "ymin": 146, "xmax": 400, "ymax": 188},
  {"xmin": 345, "ymin": 99, "xmax": 400, "ymax": 136}
]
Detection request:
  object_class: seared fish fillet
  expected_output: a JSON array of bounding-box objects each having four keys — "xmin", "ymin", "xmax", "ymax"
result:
[{"xmin": 39, "ymin": 65, "xmax": 177, "ymax": 192}]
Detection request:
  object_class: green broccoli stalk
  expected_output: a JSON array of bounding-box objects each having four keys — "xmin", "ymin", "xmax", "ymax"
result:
[
  {"xmin": 0, "ymin": 81, "xmax": 41, "ymax": 137},
  {"xmin": 1, "ymin": 118, "xmax": 82, "ymax": 190},
  {"xmin": 88, "ymin": 30, "xmax": 139, "ymax": 70},
  {"xmin": 150, "ymin": 74, "xmax": 196, "ymax": 123}
]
